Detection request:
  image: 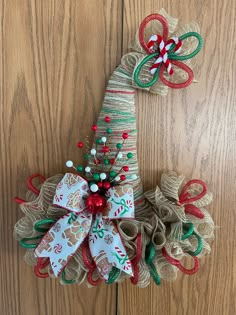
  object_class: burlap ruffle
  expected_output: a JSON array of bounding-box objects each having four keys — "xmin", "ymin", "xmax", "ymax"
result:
[{"xmin": 144, "ymin": 171, "xmax": 214, "ymax": 281}]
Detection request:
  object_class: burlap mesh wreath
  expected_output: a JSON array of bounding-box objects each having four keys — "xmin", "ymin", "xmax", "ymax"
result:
[{"xmin": 14, "ymin": 9, "xmax": 214, "ymax": 287}]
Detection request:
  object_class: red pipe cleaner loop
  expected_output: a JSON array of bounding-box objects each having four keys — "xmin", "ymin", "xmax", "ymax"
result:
[
  {"xmin": 14, "ymin": 197, "xmax": 26, "ymax": 204},
  {"xmin": 14, "ymin": 174, "xmax": 46, "ymax": 205},
  {"xmin": 130, "ymin": 233, "xmax": 142, "ymax": 285},
  {"xmin": 178, "ymin": 179, "xmax": 207, "ymax": 219},
  {"xmin": 159, "ymin": 61, "xmax": 194, "ymax": 88},
  {"xmin": 162, "ymin": 247, "xmax": 200, "ymax": 275},
  {"xmin": 179, "ymin": 179, "xmax": 207, "ymax": 204},
  {"xmin": 27, "ymin": 174, "xmax": 46, "ymax": 196},
  {"xmin": 139, "ymin": 14, "xmax": 169, "ymax": 53},
  {"xmin": 87, "ymin": 269, "xmax": 102, "ymax": 286},
  {"xmin": 34, "ymin": 257, "xmax": 50, "ymax": 278}
]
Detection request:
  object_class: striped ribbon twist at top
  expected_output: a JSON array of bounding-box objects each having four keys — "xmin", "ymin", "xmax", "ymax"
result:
[{"xmin": 147, "ymin": 35, "xmax": 182, "ymax": 75}]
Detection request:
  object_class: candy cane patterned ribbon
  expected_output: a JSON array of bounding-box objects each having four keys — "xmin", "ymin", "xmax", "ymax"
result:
[
  {"xmin": 35, "ymin": 173, "xmax": 134, "ymax": 280},
  {"xmin": 147, "ymin": 34, "xmax": 182, "ymax": 75}
]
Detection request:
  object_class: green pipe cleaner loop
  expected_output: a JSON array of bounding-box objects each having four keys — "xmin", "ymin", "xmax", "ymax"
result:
[
  {"xmin": 149, "ymin": 262, "xmax": 161, "ymax": 285},
  {"xmin": 20, "ymin": 235, "xmax": 43, "ymax": 249},
  {"xmin": 106, "ymin": 267, "xmax": 120, "ymax": 284},
  {"xmin": 145, "ymin": 242, "xmax": 156, "ymax": 264},
  {"xmin": 61, "ymin": 270, "xmax": 76, "ymax": 285},
  {"xmin": 34, "ymin": 218, "xmax": 56, "ymax": 233},
  {"xmin": 133, "ymin": 32, "xmax": 203, "ymax": 88},
  {"xmin": 181, "ymin": 222, "xmax": 194, "ymax": 240},
  {"xmin": 145, "ymin": 242, "xmax": 161, "ymax": 285},
  {"xmin": 187, "ymin": 231, "xmax": 203, "ymax": 256},
  {"xmin": 134, "ymin": 53, "xmax": 161, "ymax": 88},
  {"xmin": 168, "ymin": 32, "xmax": 203, "ymax": 61}
]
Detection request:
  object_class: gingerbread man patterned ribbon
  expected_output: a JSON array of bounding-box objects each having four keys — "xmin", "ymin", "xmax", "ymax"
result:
[{"xmin": 35, "ymin": 173, "xmax": 134, "ymax": 280}]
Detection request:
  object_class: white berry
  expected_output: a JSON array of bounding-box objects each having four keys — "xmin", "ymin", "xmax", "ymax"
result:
[
  {"xmin": 115, "ymin": 176, "xmax": 120, "ymax": 181},
  {"xmin": 66, "ymin": 160, "xmax": 73, "ymax": 168},
  {"xmin": 90, "ymin": 184, "xmax": 98, "ymax": 192},
  {"xmin": 100, "ymin": 173, "xmax": 107, "ymax": 180},
  {"xmin": 85, "ymin": 166, "xmax": 91, "ymax": 173},
  {"xmin": 90, "ymin": 149, "xmax": 96, "ymax": 155},
  {"xmin": 101, "ymin": 137, "xmax": 107, "ymax": 143},
  {"xmin": 117, "ymin": 153, "xmax": 123, "ymax": 159}
]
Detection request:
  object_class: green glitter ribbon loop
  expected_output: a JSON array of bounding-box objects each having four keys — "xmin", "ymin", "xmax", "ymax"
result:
[
  {"xmin": 134, "ymin": 53, "xmax": 161, "ymax": 88},
  {"xmin": 168, "ymin": 32, "xmax": 203, "ymax": 61}
]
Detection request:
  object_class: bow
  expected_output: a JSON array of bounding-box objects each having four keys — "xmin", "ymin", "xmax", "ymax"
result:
[
  {"xmin": 134, "ymin": 13, "xmax": 203, "ymax": 89},
  {"xmin": 35, "ymin": 173, "xmax": 134, "ymax": 280}
]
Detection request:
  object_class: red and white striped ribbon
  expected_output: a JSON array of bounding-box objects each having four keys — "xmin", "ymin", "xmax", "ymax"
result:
[{"xmin": 147, "ymin": 34, "xmax": 182, "ymax": 75}]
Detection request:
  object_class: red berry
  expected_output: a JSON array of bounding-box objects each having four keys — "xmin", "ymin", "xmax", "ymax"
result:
[
  {"xmin": 98, "ymin": 182, "xmax": 103, "ymax": 188},
  {"xmin": 122, "ymin": 132, "xmax": 129, "ymax": 139},
  {"xmin": 123, "ymin": 166, "xmax": 129, "ymax": 172},
  {"xmin": 103, "ymin": 181, "xmax": 111, "ymax": 190},
  {"xmin": 102, "ymin": 146, "xmax": 109, "ymax": 153},
  {"xmin": 92, "ymin": 125, "xmax": 98, "ymax": 131},
  {"xmin": 77, "ymin": 141, "xmax": 83, "ymax": 148},
  {"xmin": 120, "ymin": 175, "xmax": 126, "ymax": 181},
  {"xmin": 110, "ymin": 158, "xmax": 116, "ymax": 165},
  {"xmin": 104, "ymin": 116, "xmax": 111, "ymax": 123},
  {"xmin": 94, "ymin": 159, "xmax": 100, "ymax": 165}
]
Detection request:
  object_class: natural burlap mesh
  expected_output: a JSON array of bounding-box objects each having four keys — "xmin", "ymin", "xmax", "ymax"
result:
[{"xmin": 145, "ymin": 171, "xmax": 215, "ymax": 281}]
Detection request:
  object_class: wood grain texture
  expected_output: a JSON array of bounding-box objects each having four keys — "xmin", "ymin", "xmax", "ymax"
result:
[
  {"xmin": 119, "ymin": 0, "xmax": 236, "ymax": 315},
  {"xmin": 1, "ymin": 0, "xmax": 235, "ymax": 315},
  {"xmin": 0, "ymin": 1, "xmax": 121, "ymax": 314}
]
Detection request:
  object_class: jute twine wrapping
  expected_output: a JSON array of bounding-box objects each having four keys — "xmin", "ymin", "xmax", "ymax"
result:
[
  {"xmin": 14, "ymin": 9, "xmax": 208, "ymax": 287},
  {"xmin": 145, "ymin": 171, "xmax": 214, "ymax": 281}
]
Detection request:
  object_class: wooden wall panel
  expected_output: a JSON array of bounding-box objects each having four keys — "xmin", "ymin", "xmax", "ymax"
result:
[
  {"xmin": 1, "ymin": 0, "xmax": 235, "ymax": 314},
  {"xmin": 0, "ymin": 1, "xmax": 122, "ymax": 314},
  {"xmin": 119, "ymin": 1, "xmax": 236, "ymax": 315}
]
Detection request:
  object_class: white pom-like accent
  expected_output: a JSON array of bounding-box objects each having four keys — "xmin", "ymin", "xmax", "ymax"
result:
[
  {"xmin": 91, "ymin": 149, "xmax": 96, "ymax": 155},
  {"xmin": 100, "ymin": 173, "xmax": 106, "ymax": 180},
  {"xmin": 90, "ymin": 184, "xmax": 98, "ymax": 192},
  {"xmin": 101, "ymin": 137, "xmax": 107, "ymax": 143},
  {"xmin": 117, "ymin": 153, "xmax": 123, "ymax": 159},
  {"xmin": 115, "ymin": 176, "xmax": 120, "ymax": 181},
  {"xmin": 66, "ymin": 160, "xmax": 73, "ymax": 168},
  {"xmin": 85, "ymin": 166, "xmax": 91, "ymax": 173}
]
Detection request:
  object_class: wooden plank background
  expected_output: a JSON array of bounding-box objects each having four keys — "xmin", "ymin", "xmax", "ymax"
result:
[{"xmin": 0, "ymin": 1, "xmax": 235, "ymax": 314}]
